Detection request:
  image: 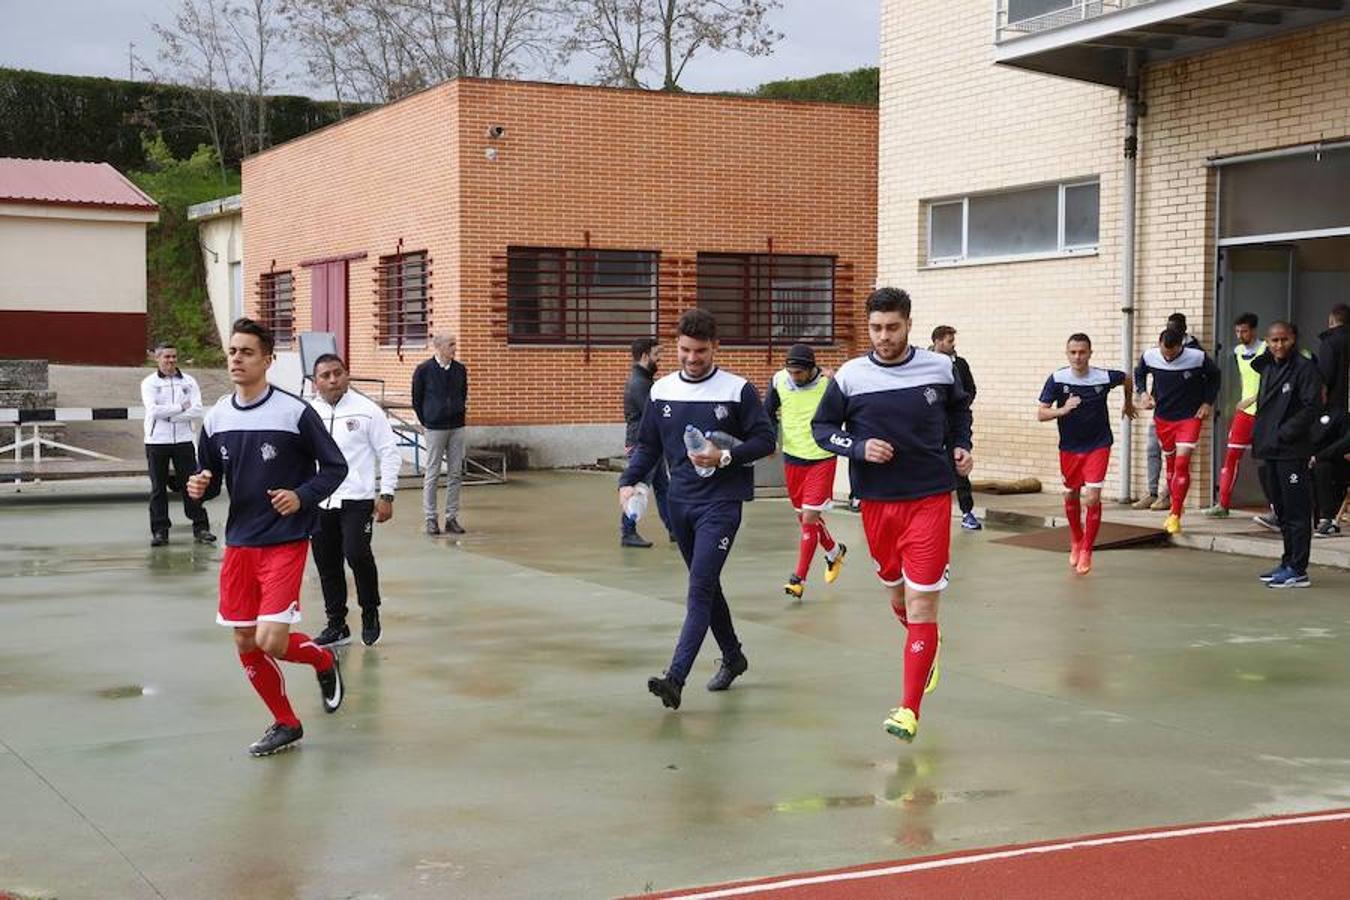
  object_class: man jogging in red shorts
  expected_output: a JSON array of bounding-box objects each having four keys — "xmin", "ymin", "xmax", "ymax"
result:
[
  {"xmin": 812, "ymin": 288, "xmax": 973, "ymax": 743},
  {"xmin": 187, "ymin": 318, "xmax": 349, "ymax": 757},
  {"xmin": 1037, "ymin": 333, "xmax": 1135, "ymax": 574},
  {"xmin": 765, "ymin": 343, "xmax": 846, "ymax": 600}
]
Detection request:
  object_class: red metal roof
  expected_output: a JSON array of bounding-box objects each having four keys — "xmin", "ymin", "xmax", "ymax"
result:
[{"xmin": 0, "ymin": 158, "xmax": 158, "ymax": 211}]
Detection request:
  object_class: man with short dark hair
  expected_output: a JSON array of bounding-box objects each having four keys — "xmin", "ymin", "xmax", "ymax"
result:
[
  {"xmin": 309, "ymin": 354, "xmax": 403, "ymax": 648},
  {"xmin": 141, "ymin": 342, "xmax": 214, "ymax": 546},
  {"xmin": 1317, "ymin": 304, "xmax": 1348, "ymax": 414},
  {"xmin": 1204, "ymin": 313, "xmax": 1265, "ymax": 518},
  {"xmin": 619, "ymin": 309, "xmax": 776, "ymax": 710},
  {"xmin": 413, "ymin": 333, "xmax": 469, "ymax": 535},
  {"xmin": 1252, "ymin": 321, "xmax": 1324, "ymax": 588},
  {"xmin": 187, "ymin": 318, "xmax": 348, "ymax": 757},
  {"xmin": 620, "ymin": 337, "xmax": 673, "ymax": 547},
  {"xmin": 931, "ymin": 325, "xmax": 980, "ymax": 530},
  {"xmin": 812, "ymin": 287, "xmax": 973, "ymax": 743},
  {"xmin": 1134, "ymin": 328, "xmax": 1220, "ymax": 534}
]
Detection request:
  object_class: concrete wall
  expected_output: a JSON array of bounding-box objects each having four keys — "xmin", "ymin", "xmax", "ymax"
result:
[{"xmin": 196, "ymin": 211, "xmax": 243, "ymax": 348}]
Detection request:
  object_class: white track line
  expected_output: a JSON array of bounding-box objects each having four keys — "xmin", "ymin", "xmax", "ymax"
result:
[{"xmin": 656, "ymin": 810, "xmax": 1350, "ymax": 899}]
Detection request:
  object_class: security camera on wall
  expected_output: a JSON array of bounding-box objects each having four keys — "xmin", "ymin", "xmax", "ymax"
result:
[{"xmin": 486, "ymin": 125, "xmax": 506, "ymax": 139}]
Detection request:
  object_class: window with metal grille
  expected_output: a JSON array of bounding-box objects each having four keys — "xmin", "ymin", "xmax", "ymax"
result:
[
  {"xmin": 695, "ymin": 254, "xmax": 835, "ymax": 345},
  {"xmin": 376, "ymin": 251, "xmax": 430, "ymax": 348},
  {"xmin": 506, "ymin": 247, "xmax": 658, "ymax": 345},
  {"xmin": 257, "ymin": 270, "xmax": 295, "ymax": 348}
]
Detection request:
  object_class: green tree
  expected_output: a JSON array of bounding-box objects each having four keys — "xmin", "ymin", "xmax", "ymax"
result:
[{"xmin": 131, "ymin": 137, "xmax": 241, "ymax": 365}]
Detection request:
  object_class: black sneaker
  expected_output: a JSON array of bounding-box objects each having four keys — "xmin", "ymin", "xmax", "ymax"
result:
[
  {"xmin": 621, "ymin": 531, "xmax": 653, "ymax": 548},
  {"xmin": 193, "ymin": 529, "xmax": 217, "ymax": 544},
  {"xmin": 150, "ymin": 532, "xmax": 169, "ymax": 547},
  {"xmin": 647, "ymin": 673, "xmax": 683, "ymax": 709},
  {"xmin": 313, "ymin": 623, "xmax": 351, "ymax": 648},
  {"xmin": 361, "ymin": 611, "xmax": 381, "ymax": 647},
  {"xmin": 445, "ymin": 518, "xmax": 466, "ymax": 535},
  {"xmin": 706, "ymin": 655, "xmax": 749, "ymax": 692},
  {"xmin": 317, "ymin": 652, "xmax": 343, "ymax": 713},
  {"xmin": 1314, "ymin": 520, "xmax": 1341, "ymax": 538},
  {"xmin": 248, "ymin": 722, "xmax": 303, "ymax": 757},
  {"xmin": 425, "ymin": 518, "xmax": 441, "ymax": 535}
]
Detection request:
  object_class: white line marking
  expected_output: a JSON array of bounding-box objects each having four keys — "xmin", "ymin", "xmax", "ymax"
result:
[{"xmin": 655, "ymin": 811, "xmax": 1350, "ymax": 899}]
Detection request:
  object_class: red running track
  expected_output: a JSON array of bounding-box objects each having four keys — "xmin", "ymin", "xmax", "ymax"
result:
[{"xmin": 633, "ymin": 809, "xmax": 1350, "ymax": 900}]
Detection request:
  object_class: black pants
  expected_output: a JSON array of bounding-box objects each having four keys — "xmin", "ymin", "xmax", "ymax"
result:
[
  {"xmin": 311, "ymin": 500, "xmax": 381, "ymax": 624},
  {"xmin": 1257, "ymin": 461, "xmax": 1278, "ymax": 511},
  {"xmin": 146, "ymin": 442, "xmax": 209, "ymax": 535},
  {"xmin": 1267, "ymin": 458, "xmax": 1313, "ymax": 573},
  {"xmin": 1313, "ymin": 458, "xmax": 1347, "ymax": 522}
]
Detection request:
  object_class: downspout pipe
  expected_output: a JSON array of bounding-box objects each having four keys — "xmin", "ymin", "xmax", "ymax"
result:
[{"xmin": 1119, "ymin": 49, "xmax": 1141, "ymax": 503}]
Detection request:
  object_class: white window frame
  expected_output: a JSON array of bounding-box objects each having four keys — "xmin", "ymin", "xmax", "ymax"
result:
[{"xmin": 927, "ymin": 178, "xmax": 1100, "ymax": 267}]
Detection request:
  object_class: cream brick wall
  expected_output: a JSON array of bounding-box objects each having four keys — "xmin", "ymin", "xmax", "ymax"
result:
[{"xmin": 880, "ymin": 3, "xmax": 1350, "ymax": 502}]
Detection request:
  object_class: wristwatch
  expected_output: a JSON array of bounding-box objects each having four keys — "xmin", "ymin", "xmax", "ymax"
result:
[
  {"xmin": 378, "ymin": 493, "xmax": 395, "ymax": 502},
  {"xmin": 717, "ymin": 448, "xmax": 733, "ymax": 469}
]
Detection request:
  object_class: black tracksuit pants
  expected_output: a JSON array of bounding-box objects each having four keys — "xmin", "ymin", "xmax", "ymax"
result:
[
  {"xmin": 146, "ymin": 442, "xmax": 210, "ymax": 535},
  {"xmin": 1314, "ymin": 459, "xmax": 1347, "ymax": 522},
  {"xmin": 1267, "ymin": 458, "xmax": 1313, "ymax": 573},
  {"xmin": 311, "ymin": 500, "xmax": 381, "ymax": 624}
]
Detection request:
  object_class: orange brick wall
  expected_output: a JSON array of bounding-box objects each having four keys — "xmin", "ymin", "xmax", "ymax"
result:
[{"xmin": 243, "ymin": 78, "xmax": 877, "ymax": 429}]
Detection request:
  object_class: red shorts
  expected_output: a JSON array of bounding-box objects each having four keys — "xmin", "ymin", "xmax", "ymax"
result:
[
  {"xmin": 785, "ymin": 458, "xmax": 838, "ymax": 512},
  {"xmin": 1059, "ymin": 446, "xmax": 1111, "ymax": 491},
  {"xmin": 860, "ymin": 493, "xmax": 952, "ymax": 592},
  {"xmin": 1226, "ymin": 409, "xmax": 1256, "ymax": 449},
  {"xmin": 1155, "ymin": 416, "xmax": 1203, "ymax": 453},
  {"xmin": 216, "ymin": 540, "xmax": 309, "ymax": 627}
]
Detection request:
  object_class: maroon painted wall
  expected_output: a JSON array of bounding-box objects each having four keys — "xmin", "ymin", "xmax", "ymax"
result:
[{"xmin": 0, "ymin": 311, "xmax": 147, "ymax": 365}]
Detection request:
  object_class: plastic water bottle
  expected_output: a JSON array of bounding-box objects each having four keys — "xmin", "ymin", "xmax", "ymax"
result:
[
  {"xmin": 624, "ymin": 483, "xmax": 649, "ymax": 522},
  {"xmin": 683, "ymin": 425, "xmax": 716, "ymax": 477}
]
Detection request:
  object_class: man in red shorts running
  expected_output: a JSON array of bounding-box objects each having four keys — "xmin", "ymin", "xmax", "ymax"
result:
[
  {"xmin": 1134, "ymin": 329, "xmax": 1220, "ymax": 535},
  {"xmin": 812, "ymin": 288, "xmax": 973, "ymax": 743},
  {"xmin": 765, "ymin": 343, "xmax": 846, "ymax": 600},
  {"xmin": 187, "ymin": 318, "xmax": 349, "ymax": 757},
  {"xmin": 1037, "ymin": 333, "xmax": 1135, "ymax": 574}
]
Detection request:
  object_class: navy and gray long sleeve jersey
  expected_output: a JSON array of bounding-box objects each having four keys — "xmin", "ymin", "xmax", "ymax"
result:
[
  {"xmin": 1039, "ymin": 367, "xmax": 1128, "ymax": 452},
  {"xmin": 812, "ymin": 348, "xmax": 973, "ymax": 502},
  {"xmin": 197, "ymin": 386, "xmax": 348, "ymax": 547},
  {"xmin": 1133, "ymin": 347, "xmax": 1220, "ymax": 421},
  {"xmin": 619, "ymin": 367, "xmax": 776, "ymax": 504}
]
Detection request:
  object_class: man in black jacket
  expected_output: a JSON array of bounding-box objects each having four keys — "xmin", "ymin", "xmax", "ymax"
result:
[
  {"xmin": 1317, "ymin": 304, "xmax": 1348, "ymax": 414},
  {"xmin": 932, "ymin": 326, "xmax": 980, "ymax": 530},
  {"xmin": 1312, "ymin": 407, "xmax": 1349, "ymax": 538},
  {"xmin": 412, "ymin": 333, "xmax": 469, "ymax": 535},
  {"xmin": 1252, "ymin": 321, "xmax": 1324, "ymax": 588},
  {"xmin": 620, "ymin": 338, "xmax": 673, "ymax": 547}
]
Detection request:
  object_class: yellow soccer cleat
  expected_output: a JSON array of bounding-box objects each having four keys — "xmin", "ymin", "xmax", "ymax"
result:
[
  {"xmin": 883, "ymin": 707, "xmax": 919, "ymax": 743},
  {"xmin": 824, "ymin": 543, "xmax": 848, "ymax": 584},
  {"xmin": 924, "ymin": 634, "xmax": 941, "ymax": 695},
  {"xmin": 1163, "ymin": 514, "xmax": 1182, "ymax": 535},
  {"xmin": 784, "ymin": 575, "xmax": 805, "ymax": 599}
]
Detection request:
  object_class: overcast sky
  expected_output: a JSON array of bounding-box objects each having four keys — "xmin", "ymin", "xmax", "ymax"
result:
[{"xmin": 0, "ymin": 1, "xmax": 878, "ymax": 96}]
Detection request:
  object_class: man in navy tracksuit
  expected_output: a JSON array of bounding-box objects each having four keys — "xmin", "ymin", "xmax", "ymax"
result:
[{"xmin": 619, "ymin": 309, "xmax": 775, "ymax": 710}]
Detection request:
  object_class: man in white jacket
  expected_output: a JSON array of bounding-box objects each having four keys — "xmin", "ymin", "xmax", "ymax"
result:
[
  {"xmin": 141, "ymin": 342, "xmax": 214, "ymax": 546},
  {"xmin": 308, "ymin": 353, "xmax": 403, "ymax": 647}
]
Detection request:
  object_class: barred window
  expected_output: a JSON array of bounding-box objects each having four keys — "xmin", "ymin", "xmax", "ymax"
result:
[
  {"xmin": 507, "ymin": 247, "xmax": 658, "ymax": 345},
  {"xmin": 376, "ymin": 251, "xmax": 430, "ymax": 348},
  {"xmin": 257, "ymin": 270, "xmax": 295, "ymax": 348},
  {"xmin": 696, "ymin": 254, "xmax": 835, "ymax": 345}
]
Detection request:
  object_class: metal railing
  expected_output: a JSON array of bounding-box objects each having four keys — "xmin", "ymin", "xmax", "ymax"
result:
[{"xmin": 995, "ymin": 0, "xmax": 1158, "ymax": 42}]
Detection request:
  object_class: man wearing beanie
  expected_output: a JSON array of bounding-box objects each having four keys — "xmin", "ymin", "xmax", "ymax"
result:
[{"xmin": 766, "ymin": 343, "xmax": 847, "ymax": 599}]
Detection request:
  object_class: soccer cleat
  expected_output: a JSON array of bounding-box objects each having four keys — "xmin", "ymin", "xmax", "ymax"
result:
[
  {"xmin": 361, "ymin": 611, "xmax": 381, "ymax": 647},
  {"xmin": 425, "ymin": 518, "xmax": 441, "ymax": 536},
  {"xmin": 924, "ymin": 635, "xmax": 941, "ymax": 695},
  {"xmin": 1150, "ymin": 495, "xmax": 1172, "ymax": 511},
  {"xmin": 1163, "ymin": 514, "xmax": 1182, "ymax": 535},
  {"xmin": 621, "ymin": 531, "xmax": 654, "ymax": 548},
  {"xmin": 1314, "ymin": 520, "xmax": 1341, "ymax": 539},
  {"xmin": 313, "ymin": 623, "xmax": 351, "ymax": 648},
  {"xmin": 1253, "ymin": 513, "xmax": 1280, "ymax": 532},
  {"xmin": 1258, "ymin": 565, "xmax": 1287, "ymax": 583},
  {"xmin": 193, "ymin": 528, "xmax": 217, "ymax": 543},
  {"xmin": 706, "ymin": 655, "xmax": 748, "ymax": 692},
  {"xmin": 883, "ymin": 707, "xmax": 919, "ymax": 743},
  {"xmin": 960, "ymin": 512, "xmax": 982, "ymax": 531},
  {"xmin": 150, "ymin": 531, "xmax": 169, "ymax": 547},
  {"xmin": 317, "ymin": 651, "xmax": 343, "ymax": 713},
  {"xmin": 647, "ymin": 673, "xmax": 683, "ymax": 709},
  {"xmin": 1201, "ymin": 505, "xmax": 1229, "ymax": 518},
  {"xmin": 1069, "ymin": 539, "xmax": 1082, "ymax": 569},
  {"xmin": 824, "ymin": 543, "xmax": 847, "ymax": 584},
  {"xmin": 1075, "ymin": 549, "xmax": 1093, "ymax": 575},
  {"xmin": 1130, "ymin": 494, "xmax": 1158, "ymax": 511},
  {"xmin": 248, "ymin": 722, "xmax": 303, "ymax": 757},
  {"xmin": 1268, "ymin": 570, "xmax": 1311, "ymax": 589},
  {"xmin": 784, "ymin": 575, "xmax": 805, "ymax": 599}
]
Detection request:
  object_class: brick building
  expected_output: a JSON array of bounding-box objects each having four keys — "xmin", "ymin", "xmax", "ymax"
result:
[
  {"xmin": 242, "ymin": 79, "xmax": 877, "ymax": 466},
  {"xmin": 881, "ymin": 1, "xmax": 1350, "ymax": 506}
]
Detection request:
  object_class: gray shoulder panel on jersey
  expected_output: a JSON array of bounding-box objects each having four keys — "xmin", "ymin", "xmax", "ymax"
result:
[
  {"xmin": 1143, "ymin": 346, "xmax": 1205, "ymax": 371},
  {"xmin": 1052, "ymin": 366, "xmax": 1112, "ymax": 387},
  {"xmin": 835, "ymin": 350, "xmax": 955, "ymax": 397},
  {"xmin": 205, "ymin": 389, "xmax": 305, "ymax": 435},
  {"xmin": 650, "ymin": 368, "xmax": 748, "ymax": 403}
]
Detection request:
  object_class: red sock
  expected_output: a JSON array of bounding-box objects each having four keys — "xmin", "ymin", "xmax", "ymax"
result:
[
  {"xmin": 1170, "ymin": 455, "xmax": 1192, "ymax": 516},
  {"xmin": 1218, "ymin": 446, "xmax": 1244, "ymax": 509},
  {"xmin": 1083, "ymin": 503, "xmax": 1103, "ymax": 551},
  {"xmin": 1064, "ymin": 495, "xmax": 1084, "ymax": 547},
  {"xmin": 285, "ymin": 633, "xmax": 333, "ymax": 671},
  {"xmin": 817, "ymin": 520, "xmax": 837, "ymax": 554},
  {"xmin": 794, "ymin": 521, "xmax": 821, "ymax": 579},
  {"xmin": 240, "ymin": 649, "xmax": 299, "ymax": 727},
  {"xmin": 902, "ymin": 622, "xmax": 939, "ymax": 716}
]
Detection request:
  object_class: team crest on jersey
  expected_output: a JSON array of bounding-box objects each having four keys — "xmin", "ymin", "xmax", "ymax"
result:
[
  {"xmin": 923, "ymin": 387, "xmax": 938, "ymax": 406},
  {"xmin": 346, "ymin": 418, "xmax": 360, "ymax": 432},
  {"xmin": 662, "ymin": 404, "xmax": 672, "ymax": 418},
  {"xmin": 260, "ymin": 442, "xmax": 277, "ymax": 462},
  {"xmin": 714, "ymin": 404, "xmax": 729, "ymax": 420}
]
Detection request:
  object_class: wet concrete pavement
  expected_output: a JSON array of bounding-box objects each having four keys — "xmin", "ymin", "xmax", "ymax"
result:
[{"xmin": 1, "ymin": 471, "xmax": 1348, "ymax": 899}]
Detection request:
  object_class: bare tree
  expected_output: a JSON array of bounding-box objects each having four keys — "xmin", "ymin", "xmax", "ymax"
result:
[{"xmin": 562, "ymin": 0, "xmax": 781, "ymax": 90}]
